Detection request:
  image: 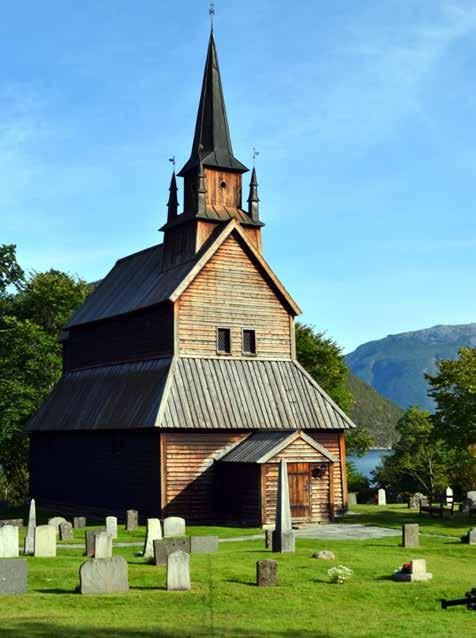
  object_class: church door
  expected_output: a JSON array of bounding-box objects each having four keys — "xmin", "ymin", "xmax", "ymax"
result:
[{"xmin": 287, "ymin": 463, "xmax": 311, "ymax": 521}]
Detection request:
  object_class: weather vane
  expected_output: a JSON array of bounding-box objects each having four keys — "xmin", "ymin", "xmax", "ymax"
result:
[
  {"xmin": 209, "ymin": 1, "xmax": 216, "ymax": 31},
  {"xmin": 253, "ymin": 147, "xmax": 260, "ymax": 167},
  {"xmin": 169, "ymin": 155, "xmax": 176, "ymax": 170}
]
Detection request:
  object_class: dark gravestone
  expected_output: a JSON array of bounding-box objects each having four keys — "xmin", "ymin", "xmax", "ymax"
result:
[
  {"xmin": 153, "ymin": 537, "xmax": 191, "ymax": 566},
  {"xmin": 402, "ymin": 524, "xmax": 419, "ymax": 548},
  {"xmin": 0, "ymin": 520, "xmax": 23, "ymax": 529},
  {"xmin": 265, "ymin": 530, "xmax": 273, "ymax": 549},
  {"xmin": 256, "ymin": 560, "xmax": 278, "ymax": 587},
  {"xmin": 74, "ymin": 517, "xmax": 86, "ymax": 530},
  {"xmin": 85, "ymin": 528, "xmax": 106, "ymax": 557},
  {"xmin": 0, "ymin": 559, "xmax": 28, "ymax": 594},
  {"xmin": 126, "ymin": 510, "xmax": 138, "ymax": 531},
  {"xmin": 79, "ymin": 556, "xmax": 129, "ymax": 594},
  {"xmin": 59, "ymin": 522, "xmax": 74, "ymax": 542},
  {"xmin": 190, "ymin": 536, "xmax": 218, "ymax": 554}
]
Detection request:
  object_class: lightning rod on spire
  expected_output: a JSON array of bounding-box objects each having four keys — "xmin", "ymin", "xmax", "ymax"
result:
[
  {"xmin": 209, "ymin": 1, "xmax": 216, "ymax": 31},
  {"xmin": 169, "ymin": 155, "xmax": 176, "ymax": 170},
  {"xmin": 252, "ymin": 147, "xmax": 260, "ymax": 167}
]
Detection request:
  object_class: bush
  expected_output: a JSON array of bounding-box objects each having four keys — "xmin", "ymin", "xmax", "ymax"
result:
[{"xmin": 328, "ymin": 566, "xmax": 353, "ymax": 584}]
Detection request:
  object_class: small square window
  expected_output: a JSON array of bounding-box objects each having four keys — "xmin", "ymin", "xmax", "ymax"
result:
[
  {"xmin": 242, "ymin": 329, "xmax": 256, "ymax": 355},
  {"xmin": 217, "ymin": 327, "xmax": 231, "ymax": 354}
]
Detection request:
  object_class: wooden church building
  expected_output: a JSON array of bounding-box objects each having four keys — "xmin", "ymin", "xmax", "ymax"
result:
[{"xmin": 26, "ymin": 31, "xmax": 355, "ymax": 525}]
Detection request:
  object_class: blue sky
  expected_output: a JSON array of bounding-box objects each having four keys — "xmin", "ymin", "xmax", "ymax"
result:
[{"xmin": 1, "ymin": 0, "xmax": 475, "ymax": 353}]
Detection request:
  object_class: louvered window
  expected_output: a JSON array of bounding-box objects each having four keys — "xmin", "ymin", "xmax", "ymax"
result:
[
  {"xmin": 242, "ymin": 329, "xmax": 256, "ymax": 355},
  {"xmin": 217, "ymin": 328, "xmax": 231, "ymax": 354}
]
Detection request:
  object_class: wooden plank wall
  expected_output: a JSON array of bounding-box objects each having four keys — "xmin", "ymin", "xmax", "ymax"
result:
[
  {"xmin": 216, "ymin": 463, "xmax": 261, "ymax": 525},
  {"xmin": 310, "ymin": 431, "xmax": 345, "ymax": 511},
  {"xmin": 177, "ymin": 234, "xmax": 292, "ymax": 358},
  {"xmin": 163, "ymin": 431, "xmax": 247, "ymax": 520},
  {"xmin": 205, "ymin": 169, "xmax": 242, "ymax": 208}
]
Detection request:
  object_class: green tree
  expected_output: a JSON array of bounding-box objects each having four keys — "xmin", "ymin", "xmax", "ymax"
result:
[
  {"xmin": 346, "ymin": 426, "xmax": 374, "ymax": 457},
  {"xmin": 426, "ymin": 347, "xmax": 476, "ymax": 450},
  {"xmin": 295, "ymin": 323, "xmax": 354, "ymax": 414}
]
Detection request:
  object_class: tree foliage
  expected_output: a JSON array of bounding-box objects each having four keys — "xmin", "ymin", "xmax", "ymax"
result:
[
  {"xmin": 0, "ymin": 245, "xmax": 89, "ymax": 501},
  {"xmin": 295, "ymin": 323, "xmax": 354, "ymax": 414}
]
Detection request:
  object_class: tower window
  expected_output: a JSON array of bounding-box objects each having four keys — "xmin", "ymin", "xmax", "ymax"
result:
[
  {"xmin": 242, "ymin": 329, "xmax": 256, "ymax": 355},
  {"xmin": 217, "ymin": 327, "xmax": 231, "ymax": 354},
  {"xmin": 220, "ymin": 180, "xmax": 227, "ymax": 189}
]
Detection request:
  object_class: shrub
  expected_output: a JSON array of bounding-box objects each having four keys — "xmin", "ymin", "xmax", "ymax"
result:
[{"xmin": 328, "ymin": 565, "xmax": 353, "ymax": 584}]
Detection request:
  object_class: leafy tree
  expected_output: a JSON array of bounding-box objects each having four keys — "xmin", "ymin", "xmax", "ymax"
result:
[
  {"xmin": 295, "ymin": 323, "xmax": 354, "ymax": 414},
  {"xmin": 0, "ymin": 245, "xmax": 88, "ymax": 501},
  {"xmin": 426, "ymin": 347, "xmax": 476, "ymax": 450},
  {"xmin": 346, "ymin": 426, "xmax": 374, "ymax": 457}
]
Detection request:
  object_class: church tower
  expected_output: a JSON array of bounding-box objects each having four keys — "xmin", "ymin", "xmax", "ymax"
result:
[{"xmin": 161, "ymin": 32, "xmax": 263, "ymax": 269}]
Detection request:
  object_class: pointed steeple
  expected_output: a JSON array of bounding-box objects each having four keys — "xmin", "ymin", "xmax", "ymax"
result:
[
  {"xmin": 247, "ymin": 167, "xmax": 260, "ymax": 221},
  {"xmin": 178, "ymin": 32, "xmax": 248, "ymax": 176},
  {"xmin": 167, "ymin": 171, "xmax": 179, "ymax": 222}
]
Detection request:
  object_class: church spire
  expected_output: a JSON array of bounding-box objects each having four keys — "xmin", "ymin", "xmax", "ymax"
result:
[
  {"xmin": 247, "ymin": 167, "xmax": 260, "ymax": 222},
  {"xmin": 178, "ymin": 31, "xmax": 248, "ymax": 176},
  {"xmin": 167, "ymin": 171, "xmax": 178, "ymax": 222}
]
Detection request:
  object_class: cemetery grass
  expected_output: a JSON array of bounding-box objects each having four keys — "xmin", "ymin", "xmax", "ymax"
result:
[
  {"xmin": 340, "ymin": 504, "xmax": 475, "ymax": 538},
  {"xmin": 0, "ymin": 533, "xmax": 474, "ymax": 637}
]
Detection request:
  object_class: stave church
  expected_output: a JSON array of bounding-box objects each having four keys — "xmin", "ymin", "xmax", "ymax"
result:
[{"xmin": 26, "ymin": 27, "xmax": 356, "ymax": 525}]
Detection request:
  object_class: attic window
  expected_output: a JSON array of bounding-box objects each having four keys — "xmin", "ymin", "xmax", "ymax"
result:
[
  {"xmin": 242, "ymin": 329, "xmax": 256, "ymax": 355},
  {"xmin": 220, "ymin": 180, "xmax": 227, "ymax": 189},
  {"xmin": 217, "ymin": 327, "xmax": 231, "ymax": 354}
]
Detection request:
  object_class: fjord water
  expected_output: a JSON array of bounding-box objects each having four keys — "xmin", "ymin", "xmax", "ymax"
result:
[{"xmin": 348, "ymin": 449, "xmax": 393, "ymax": 480}]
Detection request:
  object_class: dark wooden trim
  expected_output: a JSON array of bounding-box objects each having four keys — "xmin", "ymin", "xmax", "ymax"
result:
[
  {"xmin": 260, "ymin": 464, "xmax": 267, "ymax": 526},
  {"xmin": 160, "ymin": 432, "xmax": 168, "ymax": 516},
  {"xmin": 329, "ymin": 463, "xmax": 335, "ymax": 521},
  {"xmin": 339, "ymin": 433, "xmax": 348, "ymax": 508}
]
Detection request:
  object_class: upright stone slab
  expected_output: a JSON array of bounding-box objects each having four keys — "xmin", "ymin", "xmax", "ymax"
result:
[
  {"xmin": 95, "ymin": 532, "xmax": 113, "ymax": 558},
  {"xmin": 348, "ymin": 492, "xmax": 358, "ymax": 506},
  {"xmin": 256, "ymin": 560, "xmax": 278, "ymax": 587},
  {"xmin": 74, "ymin": 517, "xmax": 86, "ymax": 530},
  {"xmin": 24, "ymin": 498, "xmax": 36, "ymax": 555},
  {"xmin": 106, "ymin": 516, "xmax": 118, "ymax": 539},
  {"xmin": 469, "ymin": 529, "xmax": 476, "ymax": 545},
  {"xmin": 0, "ymin": 519, "xmax": 23, "ymax": 529},
  {"xmin": 163, "ymin": 517, "xmax": 186, "ymax": 538},
  {"xmin": 167, "ymin": 550, "xmax": 190, "ymax": 591},
  {"xmin": 153, "ymin": 538, "xmax": 191, "ymax": 566},
  {"xmin": 265, "ymin": 529, "xmax": 273, "ymax": 549},
  {"xmin": 48, "ymin": 517, "xmax": 67, "ymax": 533},
  {"xmin": 446, "ymin": 486, "xmax": 454, "ymax": 505},
  {"xmin": 190, "ymin": 536, "xmax": 218, "ymax": 554},
  {"xmin": 393, "ymin": 559, "xmax": 432, "ymax": 582},
  {"xmin": 272, "ymin": 459, "xmax": 295, "ymax": 553},
  {"xmin": 0, "ymin": 558, "xmax": 27, "ymax": 594},
  {"xmin": 402, "ymin": 524, "xmax": 419, "ymax": 548},
  {"xmin": 126, "ymin": 510, "xmax": 138, "ymax": 531},
  {"xmin": 59, "ymin": 522, "xmax": 73, "ymax": 542},
  {"xmin": 0, "ymin": 525, "xmax": 19, "ymax": 558},
  {"xmin": 85, "ymin": 529, "xmax": 105, "ymax": 558},
  {"xmin": 34, "ymin": 525, "xmax": 56, "ymax": 557},
  {"xmin": 143, "ymin": 519, "xmax": 162, "ymax": 559},
  {"xmin": 79, "ymin": 556, "xmax": 129, "ymax": 594},
  {"xmin": 377, "ymin": 488, "xmax": 386, "ymax": 505}
]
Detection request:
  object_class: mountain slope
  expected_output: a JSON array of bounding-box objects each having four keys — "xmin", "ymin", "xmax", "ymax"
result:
[
  {"xmin": 346, "ymin": 371, "xmax": 403, "ymax": 447},
  {"xmin": 346, "ymin": 324, "xmax": 476, "ymax": 411}
]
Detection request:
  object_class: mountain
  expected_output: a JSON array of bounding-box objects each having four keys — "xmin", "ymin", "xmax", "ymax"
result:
[
  {"xmin": 346, "ymin": 324, "xmax": 476, "ymax": 412},
  {"xmin": 345, "ymin": 372, "xmax": 403, "ymax": 447}
]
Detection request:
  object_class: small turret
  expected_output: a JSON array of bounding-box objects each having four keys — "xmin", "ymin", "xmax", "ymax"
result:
[
  {"xmin": 167, "ymin": 171, "xmax": 179, "ymax": 223},
  {"xmin": 247, "ymin": 167, "xmax": 260, "ymax": 222}
]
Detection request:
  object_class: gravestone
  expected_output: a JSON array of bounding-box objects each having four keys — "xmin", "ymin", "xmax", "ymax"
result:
[
  {"xmin": 0, "ymin": 519, "xmax": 23, "ymax": 529},
  {"xmin": 167, "ymin": 550, "xmax": 190, "ymax": 591},
  {"xmin": 265, "ymin": 529, "xmax": 273, "ymax": 549},
  {"xmin": 143, "ymin": 519, "xmax": 162, "ymax": 559},
  {"xmin": 79, "ymin": 556, "xmax": 129, "ymax": 594},
  {"xmin": 24, "ymin": 498, "xmax": 36, "ymax": 555},
  {"xmin": 272, "ymin": 459, "xmax": 295, "ymax": 553},
  {"xmin": 393, "ymin": 559, "xmax": 432, "ymax": 582},
  {"xmin": 469, "ymin": 529, "xmax": 476, "ymax": 545},
  {"xmin": 190, "ymin": 536, "xmax": 218, "ymax": 554},
  {"xmin": 126, "ymin": 510, "xmax": 138, "ymax": 531},
  {"xmin": 34, "ymin": 525, "xmax": 56, "ymax": 557},
  {"xmin": 95, "ymin": 532, "xmax": 113, "ymax": 558},
  {"xmin": 0, "ymin": 558, "xmax": 28, "ymax": 594},
  {"xmin": 377, "ymin": 488, "xmax": 386, "ymax": 506},
  {"xmin": 153, "ymin": 538, "xmax": 191, "ymax": 566},
  {"xmin": 59, "ymin": 522, "xmax": 74, "ymax": 542},
  {"xmin": 445, "ymin": 486, "xmax": 454, "ymax": 505},
  {"xmin": 106, "ymin": 516, "xmax": 118, "ymax": 539},
  {"xmin": 256, "ymin": 559, "xmax": 278, "ymax": 587},
  {"xmin": 74, "ymin": 517, "xmax": 86, "ymax": 530},
  {"xmin": 402, "ymin": 524, "xmax": 419, "ymax": 548},
  {"xmin": 85, "ymin": 529, "xmax": 106, "ymax": 558},
  {"xmin": 0, "ymin": 525, "xmax": 19, "ymax": 558},
  {"xmin": 163, "ymin": 517, "xmax": 186, "ymax": 538},
  {"xmin": 348, "ymin": 492, "xmax": 358, "ymax": 506},
  {"xmin": 48, "ymin": 517, "xmax": 67, "ymax": 533}
]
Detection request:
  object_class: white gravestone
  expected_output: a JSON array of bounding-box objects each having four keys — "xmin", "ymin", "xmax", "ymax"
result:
[
  {"xmin": 377, "ymin": 488, "xmax": 386, "ymax": 506},
  {"xmin": 48, "ymin": 517, "xmax": 67, "ymax": 533},
  {"xmin": 24, "ymin": 498, "xmax": 36, "ymax": 555},
  {"xmin": 95, "ymin": 532, "xmax": 113, "ymax": 558},
  {"xmin": 34, "ymin": 525, "xmax": 56, "ymax": 557},
  {"xmin": 446, "ymin": 487, "xmax": 454, "ymax": 505},
  {"xmin": 0, "ymin": 525, "xmax": 19, "ymax": 558},
  {"xmin": 163, "ymin": 517, "xmax": 186, "ymax": 538},
  {"xmin": 167, "ymin": 550, "xmax": 191, "ymax": 591},
  {"xmin": 143, "ymin": 519, "xmax": 162, "ymax": 559},
  {"xmin": 106, "ymin": 516, "xmax": 118, "ymax": 539}
]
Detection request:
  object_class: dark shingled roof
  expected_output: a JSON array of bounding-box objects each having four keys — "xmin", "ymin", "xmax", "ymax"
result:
[{"xmin": 25, "ymin": 357, "xmax": 356, "ymax": 432}]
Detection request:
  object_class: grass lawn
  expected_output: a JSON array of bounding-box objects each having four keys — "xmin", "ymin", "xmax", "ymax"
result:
[
  {"xmin": 340, "ymin": 504, "xmax": 476, "ymax": 538},
  {"xmin": 0, "ymin": 510, "xmax": 475, "ymax": 637}
]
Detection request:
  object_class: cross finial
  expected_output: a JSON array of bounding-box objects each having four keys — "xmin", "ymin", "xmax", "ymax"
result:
[
  {"xmin": 252, "ymin": 147, "xmax": 259, "ymax": 167},
  {"xmin": 169, "ymin": 155, "xmax": 176, "ymax": 170},
  {"xmin": 209, "ymin": 1, "xmax": 216, "ymax": 31}
]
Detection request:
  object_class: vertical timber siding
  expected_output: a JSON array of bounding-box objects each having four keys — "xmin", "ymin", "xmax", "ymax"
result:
[
  {"xmin": 311, "ymin": 431, "xmax": 345, "ymax": 511},
  {"xmin": 177, "ymin": 234, "xmax": 292, "ymax": 358}
]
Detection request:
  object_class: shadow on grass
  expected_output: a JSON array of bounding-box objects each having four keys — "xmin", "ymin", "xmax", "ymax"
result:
[
  {"xmin": 225, "ymin": 578, "xmax": 256, "ymax": 587},
  {"xmin": 36, "ymin": 588, "xmax": 78, "ymax": 595}
]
